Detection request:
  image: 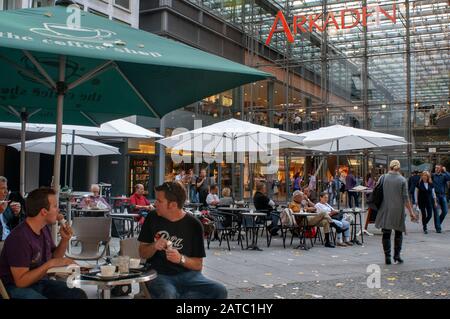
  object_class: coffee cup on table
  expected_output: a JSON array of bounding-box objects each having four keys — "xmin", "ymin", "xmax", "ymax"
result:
[
  {"xmin": 129, "ymin": 258, "xmax": 141, "ymax": 268},
  {"xmin": 100, "ymin": 265, "xmax": 116, "ymax": 277}
]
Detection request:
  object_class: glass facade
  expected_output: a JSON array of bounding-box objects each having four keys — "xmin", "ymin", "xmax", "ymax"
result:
[{"xmin": 169, "ymin": 0, "xmax": 449, "ymax": 200}]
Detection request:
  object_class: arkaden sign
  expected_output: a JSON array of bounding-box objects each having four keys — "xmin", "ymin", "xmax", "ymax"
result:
[{"xmin": 266, "ymin": 3, "xmax": 397, "ymax": 45}]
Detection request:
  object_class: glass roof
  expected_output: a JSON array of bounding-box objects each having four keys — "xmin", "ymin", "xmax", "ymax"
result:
[{"xmin": 189, "ymin": 0, "xmax": 449, "ymax": 108}]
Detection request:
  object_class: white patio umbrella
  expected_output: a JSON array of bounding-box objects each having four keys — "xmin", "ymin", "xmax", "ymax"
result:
[
  {"xmin": 157, "ymin": 118, "xmax": 305, "ymax": 153},
  {"xmin": 291, "ymin": 124, "xmax": 408, "ymax": 208},
  {"xmin": 10, "ymin": 134, "xmax": 120, "ymax": 187},
  {"xmin": 2, "ymin": 119, "xmax": 162, "ymax": 191},
  {"xmin": 0, "ymin": 119, "xmax": 162, "ymax": 139}
]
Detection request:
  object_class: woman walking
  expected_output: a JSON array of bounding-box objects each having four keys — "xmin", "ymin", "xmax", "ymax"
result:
[
  {"xmin": 375, "ymin": 160, "xmax": 417, "ymax": 264},
  {"xmin": 414, "ymin": 171, "xmax": 437, "ymax": 234}
]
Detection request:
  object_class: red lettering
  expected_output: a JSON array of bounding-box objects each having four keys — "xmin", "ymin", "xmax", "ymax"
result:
[
  {"xmin": 379, "ymin": 4, "xmax": 396, "ymax": 23},
  {"xmin": 323, "ymin": 12, "xmax": 340, "ymax": 30},
  {"xmin": 341, "ymin": 9, "xmax": 361, "ymax": 29},
  {"xmin": 265, "ymin": 11, "xmax": 294, "ymax": 45},
  {"xmin": 293, "ymin": 15, "xmax": 307, "ymax": 33},
  {"xmin": 361, "ymin": 7, "xmax": 372, "ymax": 27},
  {"xmin": 308, "ymin": 13, "xmax": 323, "ymax": 32}
]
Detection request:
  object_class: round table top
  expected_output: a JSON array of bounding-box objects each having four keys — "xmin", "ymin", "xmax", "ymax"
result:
[
  {"xmin": 109, "ymin": 213, "xmax": 140, "ymax": 218},
  {"xmin": 241, "ymin": 212, "xmax": 267, "ymax": 216},
  {"xmin": 292, "ymin": 212, "xmax": 318, "ymax": 217},
  {"xmin": 74, "ymin": 269, "xmax": 157, "ymax": 287},
  {"xmin": 217, "ymin": 207, "xmax": 251, "ymax": 212},
  {"xmin": 72, "ymin": 208, "xmax": 111, "ymax": 213}
]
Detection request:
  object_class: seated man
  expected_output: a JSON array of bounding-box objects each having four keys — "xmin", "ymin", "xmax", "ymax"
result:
[
  {"xmin": 1, "ymin": 176, "xmax": 25, "ymax": 241},
  {"xmin": 253, "ymin": 182, "xmax": 279, "ymax": 236},
  {"xmin": 80, "ymin": 184, "xmax": 111, "ymax": 210},
  {"xmin": 315, "ymin": 192, "xmax": 353, "ymax": 247},
  {"xmin": 206, "ymin": 185, "xmax": 220, "ymax": 206},
  {"xmin": 130, "ymin": 184, "xmax": 154, "ymax": 222},
  {"xmin": 289, "ymin": 190, "xmax": 336, "ymax": 248},
  {"xmin": 138, "ymin": 182, "xmax": 227, "ymax": 299},
  {"xmin": 218, "ymin": 187, "xmax": 233, "ymax": 207},
  {"xmin": 303, "ymin": 187, "xmax": 317, "ymax": 204},
  {"xmin": 0, "ymin": 187, "xmax": 87, "ymax": 299}
]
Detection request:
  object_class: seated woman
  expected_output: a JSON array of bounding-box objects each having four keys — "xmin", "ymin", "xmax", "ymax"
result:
[
  {"xmin": 289, "ymin": 191, "xmax": 335, "ymax": 248},
  {"xmin": 315, "ymin": 192, "xmax": 353, "ymax": 247},
  {"xmin": 0, "ymin": 191, "xmax": 26, "ymax": 241},
  {"xmin": 80, "ymin": 184, "xmax": 111, "ymax": 210},
  {"xmin": 218, "ymin": 187, "xmax": 233, "ymax": 207}
]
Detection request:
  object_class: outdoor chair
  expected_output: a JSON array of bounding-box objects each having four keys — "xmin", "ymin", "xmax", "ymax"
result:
[
  {"xmin": 207, "ymin": 210, "xmax": 243, "ymax": 251},
  {"xmin": 279, "ymin": 208, "xmax": 299, "ymax": 248},
  {"xmin": 66, "ymin": 217, "xmax": 112, "ymax": 263},
  {"xmin": 119, "ymin": 238, "xmax": 151, "ymax": 299}
]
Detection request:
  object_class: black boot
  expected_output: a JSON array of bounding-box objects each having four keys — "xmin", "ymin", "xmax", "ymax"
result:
[
  {"xmin": 382, "ymin": 237, "xmax": 391, "ymax": 265},
  {"xmin": 324, "ymin": 233, "xmax": 335, "ymax": 248},
  {"xmin": 394, "ymin": 235, "xmax": 403, "ymax": 264}
]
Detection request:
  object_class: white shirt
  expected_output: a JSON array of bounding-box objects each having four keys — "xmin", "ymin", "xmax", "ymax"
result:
[
  {"xmin": 206, "ymin": 193, "xmax": 220, "ymax": 205},
  {"xmin": 315, "ymin": 202, "xmax": 334, "ymax": 214}
]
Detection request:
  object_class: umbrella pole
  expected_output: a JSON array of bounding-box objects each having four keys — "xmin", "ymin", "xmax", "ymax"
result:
[
  {"xmin": 64, "ymin": 144, "xmax": 68, "ymax": 187},
  {"xmin": 69, "ymin": 130, "xmax": 75, "ymax": 189},
  {"xmin": 52, "ymin": 56, "xmax": 66, "ymax": 243},
  {"xmin": 337, "ymin": 140, "xmax": 340, "ymax": 210},
  {"xmin": 20, "ymin": 112, "xmax": 27, "ymax": 197}
]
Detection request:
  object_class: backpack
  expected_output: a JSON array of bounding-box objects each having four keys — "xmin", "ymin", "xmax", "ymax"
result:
[
  {"xmin": 368, "ymin": 174, "xmax": 385, "ymax": 210},
  {"xmin": 280, "ymin": 208, "xmax": 297, "ymax": 227}
]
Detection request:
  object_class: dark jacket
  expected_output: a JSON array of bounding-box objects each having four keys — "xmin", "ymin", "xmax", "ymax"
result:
[
  {"xmin": 408, "ymin": 174, "xmax": 421, "ymax": 194},
  {"xmin": 253, "ymin": 192, "xmax": 273, "ymax": 211},
  {"xmin": 416, "ymin": 181, "xmax": 435, "ymax": 207},
  {"xmin": 432, "ymin": 171, "xmax": 450, "ymax": 196}
]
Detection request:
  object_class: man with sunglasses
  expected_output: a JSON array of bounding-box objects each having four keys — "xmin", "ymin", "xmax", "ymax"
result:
[{"xmin": 138, "ymin": 181, "xmax": 227, "ymax": 299}]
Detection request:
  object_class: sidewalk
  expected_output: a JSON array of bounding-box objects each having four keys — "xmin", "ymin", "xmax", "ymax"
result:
[{"xmin": 202, "ymin": 215, "xmax": 450, "ymax": 298}]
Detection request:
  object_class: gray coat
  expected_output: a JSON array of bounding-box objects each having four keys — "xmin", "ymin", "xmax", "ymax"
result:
[{"xmin": 375, "ymin": 171, "xmax": 409, "ymax": 232}]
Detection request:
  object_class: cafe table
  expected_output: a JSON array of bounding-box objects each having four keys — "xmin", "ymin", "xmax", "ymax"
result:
[
  {"xmin": 241, "ymin": 212, "xmax": 267, "ymax": 251},
  {"xmin": 73, "ymin": 269, "xmax": 157, "ymax": 299},
  {"xmin": 292, "ymin": 212, "xmax": 317, "ymax": 250}
]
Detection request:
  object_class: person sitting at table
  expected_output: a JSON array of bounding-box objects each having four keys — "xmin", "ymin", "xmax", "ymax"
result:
[
  {"xmin": 315, "ymin": 192, "xmax": 353, "ymax": 247},
  {"xmin": 218, "ymin": 187, "xmax": 233, "ymax": 207},
  {"xmin": 130, "ymin": 184, "xmax": 154, "ymax": 223},
  {"xmin": 303, "ymin": 187, "xmax": 317, "ymax": 204},
  {"xmin": 1, "ymin": 176, "xmax": 26, "ymax": 241},
  {"xmin": 0, "ymin": 187, "xmax": 87, "ymax": 299},
  {"xmin": 206, "ymin": 185, "xmax": 220, "ymax": 207},
  {"xmin": 79, "ymin": 184, "xmax": 111, "ymax": 210},
  {"xmin": 138, "ymin": 181, "xmax": 227, "ymax": 299},
  {"xmin": 253, "ymin": 182, "xmax": 279, "ymax": 236},
  {"xmin": 289, "ymin": 191, "xmax": 336, "ymax": 248}
]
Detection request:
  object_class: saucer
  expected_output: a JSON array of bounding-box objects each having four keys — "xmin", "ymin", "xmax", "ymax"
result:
[
  {"xmin": 96, "ymin": 272, "xmax": 120, "ymax": 279},
  {"xmin": 129, "ymin": 265, "xmax": 144, "ymax": 270}
]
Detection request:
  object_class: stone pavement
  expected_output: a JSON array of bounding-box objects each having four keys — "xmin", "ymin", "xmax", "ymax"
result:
[
  {"xmin": 200, "ymin": 214, "xmax": 450, "ymax": 299},
  {"xmin": 82, "ymin": 212, "xmax": 450, "ymax": 299}
]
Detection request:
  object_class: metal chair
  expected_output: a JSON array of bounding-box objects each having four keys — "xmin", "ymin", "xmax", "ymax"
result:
[
  {"xmin": 119, "ymin": 238, "xmax": 151, "ymax": 299},
  {"xmin": 66, "ymin": 217, "xmax": 112, "ymax": 263}
]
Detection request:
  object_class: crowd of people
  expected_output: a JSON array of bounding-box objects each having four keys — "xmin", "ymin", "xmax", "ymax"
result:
[{"xmin": 0, "ymin": 160, "xmax": 448, "ymax": 299}]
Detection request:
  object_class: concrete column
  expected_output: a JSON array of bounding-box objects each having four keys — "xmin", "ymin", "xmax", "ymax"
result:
[
  {"xmin": 267, "ymin": 81, "xmax": 274, "ymax": 127},
  {"xmin": 25, "ymin": 152, "xmax": 39, "ymax": 193},
  {"xmin": 86, "ymin": 156, "xmax": 99, "ymax": 187}
]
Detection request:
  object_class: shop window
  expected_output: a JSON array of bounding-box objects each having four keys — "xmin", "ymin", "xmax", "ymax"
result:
[{"xmin": 114, "ymin": 0, "xmax": 129, "ymax": 10}]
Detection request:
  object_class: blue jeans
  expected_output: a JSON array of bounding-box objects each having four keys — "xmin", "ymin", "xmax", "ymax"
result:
[
  {"xmin": 6, "ymin": 279, "xmax": 87, "ymax": 299},
  {"xmin": 189, "ymin": 186, "xmax": 198, "ymax": 203},
  {"xmin": 146, "ymin": 271, "xmax": 227, "ymax": 299},
  {"xmin": 435, "ymin": 194, "xmax": 448, "ymax": 227},
  {"xmin": 332, "ymin": 219, "xmax": 350, "ymax": 241}
]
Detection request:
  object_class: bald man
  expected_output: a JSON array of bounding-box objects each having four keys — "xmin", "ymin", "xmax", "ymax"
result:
[{"xmin": 80, "ymin": 184, "xmax": 111, "ymax": 210}]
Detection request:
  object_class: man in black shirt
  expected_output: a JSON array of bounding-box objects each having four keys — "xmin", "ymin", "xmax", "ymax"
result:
[
  {"xmin": 253, "ymin": 182, "xmax": 279, "ymax": 235},
  {"xmin": 196, "ymin": 169, "xmax": 209, "ymax": 208},
  {"xmin": 138, "ymin": 181, "xmax": 227, "ymax": 299}
]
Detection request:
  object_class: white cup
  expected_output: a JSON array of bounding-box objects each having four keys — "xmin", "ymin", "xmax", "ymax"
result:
[
  {"xmin": 129, "ymin": 258, "xmax": 141, "ymax": 268},
  {"xmin": 117, "ymin": 256, "xmax": 130, "ymax": 274},
  {"xmin": 100, "ymin": 265, "xmax": 116, "ymax": 277}
]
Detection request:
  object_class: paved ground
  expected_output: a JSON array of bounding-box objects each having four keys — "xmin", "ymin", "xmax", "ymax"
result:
[
  {"xmin": 81, "ymin": 212, "xmax": 450, "ymax": 299},
  {"xmin": 201, "ymin": 214, "xmax": 450, "ymax": 299}
]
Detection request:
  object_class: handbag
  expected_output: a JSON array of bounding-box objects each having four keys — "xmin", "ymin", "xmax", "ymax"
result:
[
  {"xmin": 368, "ymin": 174, "xmax": 385, "ymax": 210},
  {"xmin": 331, "ymin": 211, "xmax": 345, "ymax": 221}
]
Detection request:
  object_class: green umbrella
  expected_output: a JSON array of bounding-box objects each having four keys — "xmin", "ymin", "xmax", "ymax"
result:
[{"xmin": 0, "ymin": 2, "xmax": 271, "ymax": 194}]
